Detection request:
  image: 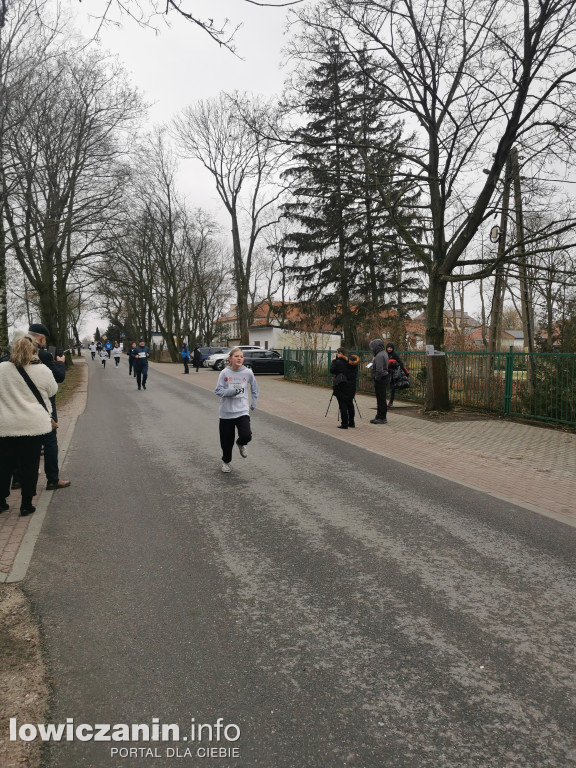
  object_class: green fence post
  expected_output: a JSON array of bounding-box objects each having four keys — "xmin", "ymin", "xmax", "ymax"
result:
[{"xmin": 503, "ymin": 345, "xmax": 514, "ymax": 415}]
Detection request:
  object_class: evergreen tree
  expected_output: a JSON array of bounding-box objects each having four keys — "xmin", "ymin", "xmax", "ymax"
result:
[
  {"xmin": 344, "ymin": 47, "xmax": 424, "ymax": 337},
  {"xmin": 281, "ymin": 36, "xmax": 423, "ymax": 346},
  {"xmin": 282, "ymin": 39, "xmax": 357, "ymax": 344},
  {"xmin": 103, "ymin": 321, "xmax": 125, "ymax": 343}
]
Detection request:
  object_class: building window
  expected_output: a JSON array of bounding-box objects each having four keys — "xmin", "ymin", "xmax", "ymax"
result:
[{"xmin": 264, "ymin": 341, "xmax": 268, "ymax": 350}]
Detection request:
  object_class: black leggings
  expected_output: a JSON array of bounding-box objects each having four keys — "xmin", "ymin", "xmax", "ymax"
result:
[{"xmin": 219, "ymin": 416, "xmax": 252, "ymax": 463}]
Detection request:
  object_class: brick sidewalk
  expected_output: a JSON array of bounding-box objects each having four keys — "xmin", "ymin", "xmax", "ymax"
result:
[{"xmin": 2, "ymin": 358, "xmax": 574, "ymax": 581}]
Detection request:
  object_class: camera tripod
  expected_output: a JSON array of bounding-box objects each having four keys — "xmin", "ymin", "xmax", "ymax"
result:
[{"xmin": 325, "ymin": 392, "xmax": 362, "ymax": 420}]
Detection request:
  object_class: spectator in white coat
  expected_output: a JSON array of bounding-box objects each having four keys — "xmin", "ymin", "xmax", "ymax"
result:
[{"xmin": 0, "ymin": 337, "xmax": 58, "ymax": 516}]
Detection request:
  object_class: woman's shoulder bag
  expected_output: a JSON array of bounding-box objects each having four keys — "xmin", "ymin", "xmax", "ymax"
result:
[{"xmin": 15, "ymin": 365, "xmax": 58, "ymax": 429}]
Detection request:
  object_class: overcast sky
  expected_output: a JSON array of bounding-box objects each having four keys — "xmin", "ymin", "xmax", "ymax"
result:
[
  {"xmin": 64, "ymin": 0, "xmax": 485, "ymax": 337},
  {"xmin": 66, "ymin": 0, "xmax": 305, "ymax": 336},
  {"xmin": 89, "ymin": 1, "xmax": 293, "ymax": 106},
  {"xmin": 78, "ymin": 0, "xmax": 301, "ymax": 199}
]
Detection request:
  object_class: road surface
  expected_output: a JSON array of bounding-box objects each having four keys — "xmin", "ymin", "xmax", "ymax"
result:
[{"xmin": 24, "ymin": 360, "xmax": 576, "ymax": 767}]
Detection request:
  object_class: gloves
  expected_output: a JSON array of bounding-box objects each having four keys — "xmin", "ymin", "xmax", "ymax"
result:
[{"xmin": 250, "ymin": 404, "xmax": 256, "ymax": 411}]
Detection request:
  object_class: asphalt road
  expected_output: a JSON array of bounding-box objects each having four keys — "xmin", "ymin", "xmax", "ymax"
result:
[{"xmin": 25, "ymin": 359, "xmax": 576, "ymax": 768}]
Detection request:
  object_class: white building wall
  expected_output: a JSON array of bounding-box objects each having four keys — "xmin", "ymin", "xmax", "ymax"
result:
[{"xmin": 249, "ymin": 327, "xmax": 342, "ymax": 351}]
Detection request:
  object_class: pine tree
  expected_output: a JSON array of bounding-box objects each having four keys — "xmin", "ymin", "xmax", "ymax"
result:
[
  {"xmin": 281, "ymin": 37, "xmax": 423, "ymax": 347},
  {"xmin": 282, "ymin": 39, "xmax": 357, "ymax": 344},
  {"xmin": 344, "ymin": 47, "xmax": 424, "ymax": 337}
]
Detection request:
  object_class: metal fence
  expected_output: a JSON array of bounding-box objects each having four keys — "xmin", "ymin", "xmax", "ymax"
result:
[{"xmin": 283, "ymin": 347, "xmax": 576, "ymax": 428}]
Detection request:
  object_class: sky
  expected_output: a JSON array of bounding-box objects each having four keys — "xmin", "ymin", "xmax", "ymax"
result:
[
  {"xmin": 73, "ymin": 0, "xmax": 297, "ymax": 208},
  {"xmin": 65, "ymin": 0, "xmax": 305, "ymax": 337},
  {"xmin": 86, "ymin": 1, "xmax": 295, "ymax": 107},
  {"xmin": 65, "ymin": 0, "xmax": 486, "ymax": 338},
  {"xmin": 63, "ymin": 0, "xmax": 305, "ymax": 337}
]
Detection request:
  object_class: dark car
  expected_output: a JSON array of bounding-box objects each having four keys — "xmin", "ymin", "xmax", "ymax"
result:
[
  {"xmin": 196, "ymin": 346, "xmax": 229, "ymax": 366},
  {"xmin": 242, "ymin": 349, "xmax": 301, "ymax": 375}
]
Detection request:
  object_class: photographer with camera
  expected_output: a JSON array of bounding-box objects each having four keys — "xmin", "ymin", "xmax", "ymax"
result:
[
  {"xmin": 330, "ymin": 347, "xmax": 360, "ymax": 430},
  {"xmin": 25, "ymin": 323, "xmax": 71, "ymax": 490}
]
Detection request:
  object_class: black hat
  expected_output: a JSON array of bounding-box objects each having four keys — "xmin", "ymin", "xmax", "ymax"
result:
[{"xmin": 28, "ymin": 323, "xmax": 50, "ymax": 340}]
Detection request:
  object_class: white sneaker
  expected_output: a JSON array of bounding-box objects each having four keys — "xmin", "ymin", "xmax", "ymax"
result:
[
  {"xmin": 238, "ymin": 443, "xmax": 247, "ymax": 458},
  {"xmin": 221, "ymin": 462, "xmax": 231, "ymax": 473}
]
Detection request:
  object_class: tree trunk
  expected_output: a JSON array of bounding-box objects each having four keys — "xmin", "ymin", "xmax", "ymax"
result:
[
  {"xmin": 231, "ymin": 213, "xmax": 250, "ymax": 344},
  {"xmin": 424, "ymin": 278, "xmax": 451, "ymax": 411}
]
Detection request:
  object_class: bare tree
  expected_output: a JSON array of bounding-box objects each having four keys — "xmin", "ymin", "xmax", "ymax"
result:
[
  {"xmin": 2, "ymin": 43, "xmax": 142, "ymax": 346},
  {"xmin": 178, "ymin": 211, "xmax": 231, "ymax": 345},
  {"xmin": 311, "ymin": 0, "xmax": 576, "ymax": 408},
  {"xmin": 518, "ymin": 216, "xmax": 576, "ymax": 351},
  {"xmin": 98, "ymin": 132, "xmax": 231, "ymax": 352},
  {"xmin": 502, "ymin": 304, "xmax": 523, "ymax": 332},
  {"xmin": 174, "ymin": 93, "xmax": 285, "ymax": 344},
  {"xmin": 0, "ymin": 0, "xmax": 64, "ymax": 349},
  {"xmin": 83, "ymin": 0, "xmax": 303, "ymax": 54}
]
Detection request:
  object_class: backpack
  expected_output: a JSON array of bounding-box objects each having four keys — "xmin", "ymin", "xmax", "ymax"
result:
[
  {"xmin": 333, "ymin": 372, "xmax": 347, "ymax": 388},
  {"xmin": 392, "ymin": 365, "xmax": 410, "ymax": 389}
]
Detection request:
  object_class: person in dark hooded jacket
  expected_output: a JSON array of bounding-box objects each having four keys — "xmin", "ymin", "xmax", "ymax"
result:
[
  {"xmin": 368, "ymin": 339, "xmax": 389, "ymax": 424},
  {"xmin": 329, "ymin": 347, "xmax": 360, "ymax": 429},
  {"xmin": 386, "ymin": 342, "xmax": 409, "ymax": 407}
]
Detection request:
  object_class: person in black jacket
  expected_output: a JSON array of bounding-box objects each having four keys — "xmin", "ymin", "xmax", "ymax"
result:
[
  {"xmin": 181, "ymin": 343, "xmax": 190, "ymax": 374},
  {"xmin": 127, "ymin": 342, "xmax": 138, "ymax": 376},
  {"xmin": 368, "ymin": 339, "xmax": 389, "ymax": 424},
  {"xmin": 133, "ymin": 337, "xmax": 150, "ymax": 390},
  {"xmin": 26, "ymin": 323, "xmax": 71, "ymax": 490},
  {"xmin": 192, "ymin": 346, "xmax": 202, "ymax": 373},
  {"xmin": 329, "ymin": 347, "xmax": 360, "ymax": 429},
  {"xmin": 386, "ymin": 342, "xmax": 409, "ymax": 407}
]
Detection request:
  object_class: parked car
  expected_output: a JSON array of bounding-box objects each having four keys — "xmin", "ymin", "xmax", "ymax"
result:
[
  {"xmin": 206, "ymin": 345, "xmax": 262, "ymax": 371},
  {"xmin": 242, "ymin": 349, "xmax": 302, "ymax": 375},
  {"xmin": 196, "ymin": 346, "xmax": 229, "ymax": 367}
]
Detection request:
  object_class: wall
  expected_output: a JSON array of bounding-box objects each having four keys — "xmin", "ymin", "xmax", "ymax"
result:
[{"xmin": 249, "ymin": 327, "xmax": 342, "ymax": 351}]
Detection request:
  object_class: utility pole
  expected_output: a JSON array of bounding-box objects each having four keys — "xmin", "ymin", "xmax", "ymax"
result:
[
  {"xmin": 488, "ymin": 155, "xmax": 512, "ymax": 354},
  {"xmin": 510, "ymin": 146, "xmax": 536, "ymax": 393},
  {"xmin": 510, "ymin": 148, "xmax": 534, "ymax": 355}
]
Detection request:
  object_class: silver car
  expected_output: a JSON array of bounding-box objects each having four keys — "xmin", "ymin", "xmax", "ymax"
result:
[{"xmin": 206, "ymin": 346, "xmax": 262, "ymax": 371}]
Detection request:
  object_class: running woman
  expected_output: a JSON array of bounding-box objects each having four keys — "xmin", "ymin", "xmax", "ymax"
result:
[{"xmin": 214, "ymin": 347, "xmax": 258, "ymax": 473}]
